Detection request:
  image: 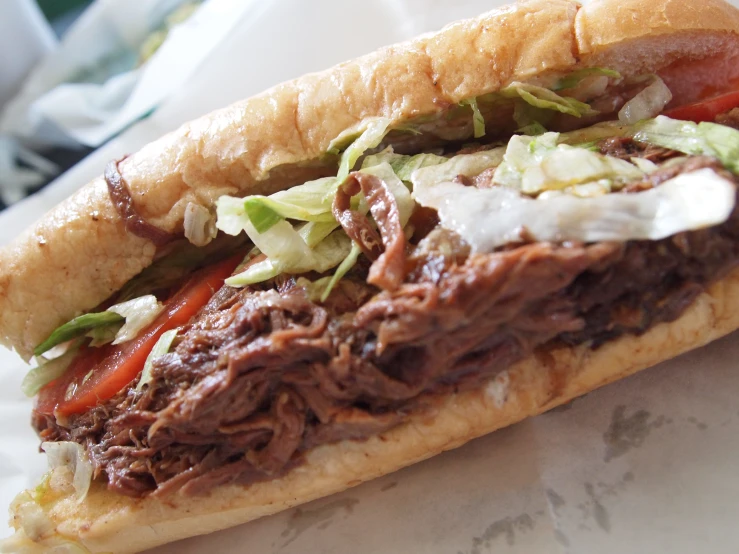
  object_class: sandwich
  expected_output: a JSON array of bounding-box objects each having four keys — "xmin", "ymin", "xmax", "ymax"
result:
[{"xmin": 4, "ymin": 0, "xmax": 739, "ymax": 551}]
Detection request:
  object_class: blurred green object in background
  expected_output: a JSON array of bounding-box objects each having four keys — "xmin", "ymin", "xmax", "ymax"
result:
[{"xmin": 36, "ymin": 0, "xmax": 91, "ymax": 22}]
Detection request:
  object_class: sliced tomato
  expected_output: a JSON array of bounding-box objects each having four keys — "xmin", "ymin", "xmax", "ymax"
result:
[
  {"xmin": 664, "ymin": 91, "xmax": 739, "ymax": 123},
  {"xmin": 36, "ymin": 254, "xmax": 242, "ymax": 416}
]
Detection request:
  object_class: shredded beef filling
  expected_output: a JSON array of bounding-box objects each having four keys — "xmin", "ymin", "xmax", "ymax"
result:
[{"xmin": 34, "ymin": 154, "xmax": 739, "ymax": 498}]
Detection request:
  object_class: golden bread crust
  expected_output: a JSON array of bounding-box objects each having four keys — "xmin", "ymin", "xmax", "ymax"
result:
[{"xmin": 577, "ymin": 0, "xmax": 739, "ymax": 54}]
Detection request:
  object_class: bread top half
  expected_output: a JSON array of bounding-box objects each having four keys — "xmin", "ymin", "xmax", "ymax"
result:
[{"xmin": 2, "ymin": 0, "xmax": 739, "ymax": 359}]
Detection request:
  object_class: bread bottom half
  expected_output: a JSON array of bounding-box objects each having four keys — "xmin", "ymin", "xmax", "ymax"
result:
[{"xmin": 7, "ymin": 265, "xmax": 739, "ymax": 554}]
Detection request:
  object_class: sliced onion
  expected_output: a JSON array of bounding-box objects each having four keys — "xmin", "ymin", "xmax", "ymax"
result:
[
  {"xmin": 567, "ymin": 75, "xmax": 610, "ymax": 102},
  {"xmin": 619, "ymin": 77, "xmax": 673, "ymax": 124},
  {"xmin": 184, "ymin": 202, "xmax": 216, "ymax": 247},
  {"xmin": 41, "ymin": 442, "xmax": 93, "ymax": 502}
]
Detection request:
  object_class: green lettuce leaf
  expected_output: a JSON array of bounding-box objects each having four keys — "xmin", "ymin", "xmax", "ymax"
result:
[
  {"xmin": 136, "ymin": 328, "xmax": 178, "ymax": 391},
  {"xmin": 241, "ymin": 177, "xmax": 339, "ymax": 233},
  {"xmin": 554, "ymin": 68, "xmax": 621, "ymax": 91},
  {"xmin": 86, "ymin": 324, "xmax": 122, "ymax": 347},
  {"xmin": 320, "ymin": 241, "xmax": 363, "ymax": 302},
  {"xmin": 219, "ymin": 191, "xmax": 353, "ymax": 285},
  {"xmin": 107, "ymin": 295, "xmax": 163, "ymax": 345},
  {"xmin": 493, "ymin": 132, "xmax": 644, "ymax": 194},
  {"xmin": 22, "ymin": 344, "xmax": 82, "ymax": 397},
  {"xmin": 459, "ymin": 98, "xmax": 486, "ymax": 138},
  {"xmin": 298, "ymin": 220, "xmax": 341, "ymax": 248},
  {"xmin": 225, "ymin": 259, "xmax": 280, "ymax": 287},
  {"xmin": 331, "ymin": 117, "xmax": 392, "ymax": 183},
  {"xmin": 517, "ymin": 122, "xmax": 548, "ymax": 136},
  {"xmin": 499, "ymin": 82, "xmax": 598, "ymax": 118},
  {"xmin": 360, "ymin": 162, "xmax": 415, "ymax": 226},
  {"xmin": 362, "ymin": 148, "xmax": 446, "ymax": 181},
  {"xmin": 634, "ymin": 116, "xmax": 739, "ymax": 173},
  {"xmin": 34, "ymin": 312, "xmax": 124, "ymax": 357}
]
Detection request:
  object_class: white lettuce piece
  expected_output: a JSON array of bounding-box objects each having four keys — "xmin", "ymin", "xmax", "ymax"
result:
[
  {"xmin": 492, "ymin": 133, "xmax": 643, "ymax": 194},
  {"xmin": 360, "ymin": 162, "xmax": 414, "ymax": 226},
  {"xmin": 136, "ymin": 328, "xmax": 178, "ymax": 391},
  {"xmin": 410, "ymin": 148, "xmax": 505, "ymax": 191},
  {"xmin": 413, "ymin": 168, "xmax": 735, "ymax": 253},
  {"xmin": 107, "ymin": 295, "xmax": 163, "ymax": 345},
  {"xmin": 635, "ymin": 116, "xmax": 739, "ymax": 174}
]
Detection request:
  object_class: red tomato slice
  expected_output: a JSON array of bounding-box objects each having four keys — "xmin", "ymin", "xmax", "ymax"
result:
[
  {"xmin": 37, "ymin": 254, "xmax": 242, "ymax": 416},
  {"xmin": 664, "ymin": 91, "xmax": 739, "ymax": 123}
]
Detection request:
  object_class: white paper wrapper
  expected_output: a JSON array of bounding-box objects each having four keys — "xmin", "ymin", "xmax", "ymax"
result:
[
  {"xmin": 0, "ymin": 0, "xmax": 267, "ymax": 149},
  {"xmin": 2, "ymin": 1, "xmax": 739, "ymax": 552}
]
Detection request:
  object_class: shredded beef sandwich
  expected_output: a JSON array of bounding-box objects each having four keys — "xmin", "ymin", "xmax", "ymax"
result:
[{"xmin": 4, "ymin": 0, "xmax": 739, "ymax": 552}]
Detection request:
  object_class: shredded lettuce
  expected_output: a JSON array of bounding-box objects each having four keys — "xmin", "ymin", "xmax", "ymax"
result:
[
  {"xmin": 361, "ymin": 147, "xmax": 404, "ymax": 170},
  {"xmin": 220, "ymin": 195, "xmax": 352, "ymax": 286},
  {"xmin": 361, "ymin": 162, "xmax": 415, "ymax": 226},
  {"xmin": 459, "ymin": 98, "xmax": 486, "ymax": 138},
  {"xmin": 701, "ymin": 122, "xmax": 739, "ymax": 174},
  {"xmin": 320, "ymin": 241, "xmax": 363, "ymax": 302},
  {"xmin": 558, "ymin": 120, "xmax": 634, "ymax": 146},
  {"xmin": 236, "ymin": 177, "xmax": 339, "ymax": 234},
  {"xmin": 298, "ymin": 220, "xmax": 341, "ymax": 248},
  {"xmin": 217, "ymin": 150, "xmax": 415, "ymax": 290},
  {"xmin": 295, "ymin": 276, "xmax": 333, "ymax": 303},
  {"xmin": 137, "ymin": 328, "xmax": 178, "ymax": 391},
  {"xmin": 634, "ymin": 116, "xmax": 739, "ymax": 173},
  {"xmin": 517, "ymin": 122, "xmax": 548, "ymax": 136},
  {"xmin": 331, "ymin": 117, "xmax": 392, "ymax": 183},
  {"xmin": 391, "ymin": 153, "xmax": 448, "ymax": 181},
  {"xmin": 225, "ymin": 258, "xmax": 280, "ymax": 287},
  {"xmin": 107, "ymin": 295, "xmax": 163, "ymax": 345},
  {"xmin": 554, "ymin": 68, "xmax": 621, "ymax": 91},
  {"xmin": 499, "ymin": 82, "xmax": 598, "ymax": 118},
  {"xmin": 493, "ymin": 133, "xmax": 644, "ymax": 194},
  {"xmin": 215, "ymin": 119, "xmax": 396, "ymax": 288},
  {"xmin": 362, "ymin": 148, "xmax": 446, "ymax": 181},
  {"xmin": 87, "ymin": 324, "xmax": 121, "ymax": 347},
  {"xmin": 492, "ymin": 132, "xmax": 559, "ymax": 191},
  {"xmin": 22, "ymin": 345, "xmax": 81, "ymax": 397},
  {"xmin": 243, "ymin": 199, "xmax": 282, "ymax": 234},
  {"xmin": 412, "ymin": 167, "xmax": 735, "ymax": 253},
  {"xmin": 408, "ymin": 148, "xmax": 505, "ymax": 189},
  {"xmin": 33, "ymin": 294, "xmax": 163, "ymax": 358},
  {"xmin": 633, "ymin": 116, "xmax": 711, "ymax": 156},
  {"xmin": 33, "ymin": 312, "xmax": 123, "ymax": 357}
]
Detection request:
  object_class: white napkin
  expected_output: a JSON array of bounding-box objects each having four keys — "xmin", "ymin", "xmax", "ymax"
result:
[{"xmin": 0, "ymin": 0, "xmax": 265, "ymax": 204}]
